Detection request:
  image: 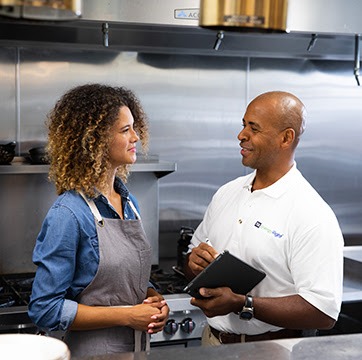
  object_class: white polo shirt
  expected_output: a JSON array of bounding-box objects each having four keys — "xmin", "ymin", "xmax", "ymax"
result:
[{"xmin": 189, "ymin": 164, "xmax": 344, "ymax": 335}]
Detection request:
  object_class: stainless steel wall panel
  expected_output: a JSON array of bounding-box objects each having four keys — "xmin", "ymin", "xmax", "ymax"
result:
[
  {"xmin": 0, "ymin": 173, "xmax": 56, "ymax": 274},
  {"xmin": 136, "ymin": 54, "xmax": 248, "ymax": 221},
  {"xmin": 18, "ymin": 48, "xmax": 126, "ymax": 152},
  {"xmin": 249, "ymin": 58, "xmax": 362, "ymax": 236},
  {"xmin": 0, "ymin": 47, "xmax": 16, "ymax": 146},
  {"xmin": 287, "ymin": 0, "xmax": 362, "ymax": 35},
  {"xmin": 1, "ymin": 46, "xmax": 362, "ymax": 273}
]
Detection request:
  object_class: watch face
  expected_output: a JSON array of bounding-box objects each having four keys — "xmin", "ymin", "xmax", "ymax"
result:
[{"xmin": 240, "ymin": 310, "xmax": 253, "ymax": 320}]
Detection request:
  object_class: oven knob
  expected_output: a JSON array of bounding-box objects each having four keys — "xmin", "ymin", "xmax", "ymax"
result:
[
  {"xmin": 180, "ymin": 318, "xmax": 195, "ymax": 334},
  {"xmin": 164, "ymin": 319, "xmax": 179, "ymax": 335}
]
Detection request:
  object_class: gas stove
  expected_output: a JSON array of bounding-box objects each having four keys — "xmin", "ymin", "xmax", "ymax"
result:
[
  {"xmin": 150, "ymin": 293, "xmax": 206, "ymax": 346},
  {"xmin": 0, "ymin": 273, "xmax": 37, "ymax": 334},
  {"xmin": 0, "ymin": 225, "xmax": 207, "ymax": 346},
  {"xmin": 0, "ymin": 273, "xmax": 34, "ymax": 308},
  {"xmin": 149, "ymin": 261, "xmax": 207, "ymax": 347}
]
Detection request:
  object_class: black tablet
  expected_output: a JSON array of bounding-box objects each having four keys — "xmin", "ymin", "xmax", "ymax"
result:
[{"xmin": 183, "ymin": 250, "xmax": 266, "ymax": 299}]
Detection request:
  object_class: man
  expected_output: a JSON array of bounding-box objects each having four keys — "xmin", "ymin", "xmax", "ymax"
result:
[{"xmin": 184, "ymin": 91, "xmax": 344, "ymax": 345}]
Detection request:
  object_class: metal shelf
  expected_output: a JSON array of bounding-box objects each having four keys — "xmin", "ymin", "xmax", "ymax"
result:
[
  {"xmin": 0, "ymin": 161, "xmax": 176, "ymax": 178},
  {"xmin": 0, "ymin": 17, "xmax": 359, "ymax": 61}
]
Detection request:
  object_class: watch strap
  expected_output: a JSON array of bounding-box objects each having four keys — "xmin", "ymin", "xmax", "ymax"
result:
[
  {"xmin": 244, "ymin": 294, "xmax": 253, "ymax": 308},
  {"xmin": 239, "ymin": 294, "xmax": 254, "ymax": 320}
]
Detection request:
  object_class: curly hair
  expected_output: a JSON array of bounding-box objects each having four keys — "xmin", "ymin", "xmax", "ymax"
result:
[{"xmin": 46, "ymin": 83, "xmax": 149, "ymax": 197}]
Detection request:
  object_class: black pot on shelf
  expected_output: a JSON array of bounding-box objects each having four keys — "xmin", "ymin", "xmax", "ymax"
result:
[
  {"xmin": 28, "ymin": 146, "xmax": 48, "ymax": 164},
  {"xmin": 0, "ymin": 141, "xmax": 16, "ymax": 164}
]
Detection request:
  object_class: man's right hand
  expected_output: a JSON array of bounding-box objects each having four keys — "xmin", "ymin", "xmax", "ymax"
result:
[{"xmin": 187, "ymin": 242, "xmax": 219, "ymax": 276}]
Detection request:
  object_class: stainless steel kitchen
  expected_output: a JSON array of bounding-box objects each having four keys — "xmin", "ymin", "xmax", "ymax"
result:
[{"xmin": 0, "ymin": 0, "xmax": 362, "ymax": 359}]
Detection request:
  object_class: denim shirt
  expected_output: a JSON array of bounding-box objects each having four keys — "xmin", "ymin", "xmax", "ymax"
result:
[{"xmin": 28, "ymin": 178, "xmax": 149, "ymax": 331}]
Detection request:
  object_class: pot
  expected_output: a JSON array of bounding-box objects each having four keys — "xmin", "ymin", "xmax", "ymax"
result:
[
  {"xmin": 0, "ymin": 141, "xmax": 16, "ymax": 164},
  {"xmin": 28, "ymin": 146, "xmax": 49, "ymax": 164}
]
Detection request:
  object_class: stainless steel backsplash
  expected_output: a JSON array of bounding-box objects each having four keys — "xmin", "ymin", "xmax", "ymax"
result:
[{"xmin": 1, "ymin": 47, "xmax": 361, "ymax": 272}]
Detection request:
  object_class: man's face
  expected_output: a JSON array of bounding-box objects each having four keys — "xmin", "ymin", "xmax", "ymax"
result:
[{"xmin": 237, "ymin": 100, "xmax": 284, "ymax": 171}]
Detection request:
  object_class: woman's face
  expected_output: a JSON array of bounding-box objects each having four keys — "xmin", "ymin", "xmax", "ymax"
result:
[{"xmin": 108, "ymin": 106, "xmax": 139, "ymax": 167}]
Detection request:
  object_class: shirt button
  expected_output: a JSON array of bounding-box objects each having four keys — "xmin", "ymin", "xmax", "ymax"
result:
[{"xmin": 238, "ymin": 219, "xmax": 243, "ymax": 224}]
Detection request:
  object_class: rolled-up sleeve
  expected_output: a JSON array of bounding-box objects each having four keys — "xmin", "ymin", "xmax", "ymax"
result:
[
  {"xmin": 59, "ymin": 299, "xmax": 79, "ymax": 330},
  {"xmin": 28, "ymin": 204, "xmax": 80, "ymax": 331}
]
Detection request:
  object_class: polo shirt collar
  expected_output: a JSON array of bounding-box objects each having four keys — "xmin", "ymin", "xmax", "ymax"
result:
[{"xmin": 244, "ymin": 162, "xmax": 298, "ymax": 198}]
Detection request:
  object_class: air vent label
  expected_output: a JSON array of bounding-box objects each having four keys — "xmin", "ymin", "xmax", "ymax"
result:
[
  {"xmin": 174, "ymin": 8, "xmax": 199, "ymax": 20},
  {"xmin": 224, "ymin": 15, "xmax": 265, "ymax": 26}
]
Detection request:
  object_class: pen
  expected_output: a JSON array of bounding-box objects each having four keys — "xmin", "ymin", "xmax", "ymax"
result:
[
  {"xmin": 205, "ymin": 238, "xmax": 220, "ymax": 258},
  {"xmin": 205, "ymin": 238, "xmax": 213, "ymax": 246}
]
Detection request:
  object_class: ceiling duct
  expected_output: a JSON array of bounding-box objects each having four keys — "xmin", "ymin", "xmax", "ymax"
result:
[{"xmin": 0, "ymin": 0, "xmax": 81, "ymax": 20}]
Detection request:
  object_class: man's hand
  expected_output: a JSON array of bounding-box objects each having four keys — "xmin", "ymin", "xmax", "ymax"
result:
[
  {"xmin": 187, "ymin": 242, "xmax": 219, "ymax": 276},
  {"xmin": 190, "ymin": 287, "xmax": 243, "ymax": 318}
]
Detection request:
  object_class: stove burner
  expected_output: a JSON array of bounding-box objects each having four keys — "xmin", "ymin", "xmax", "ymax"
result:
[
  {"xmin": 150, "ymin": 268, "xmax": 188, "ymax": 295},
  {"xmin": 0, "ymin": 273, "xmax": 35, "ymax": 308}
]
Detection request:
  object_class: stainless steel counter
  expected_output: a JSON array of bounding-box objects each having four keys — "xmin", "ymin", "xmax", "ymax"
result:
[
  {"xmin": 343, "ymin": 246, "xmax": 362, "ymax": 302},
  {"xmin": 72, "ymin": 333, "xmax": 362, "ymax": 359}
]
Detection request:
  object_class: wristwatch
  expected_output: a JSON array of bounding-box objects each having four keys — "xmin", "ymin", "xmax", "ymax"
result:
[{"xmin": 239, "ymin": 294, "xmax": 254, "ymax": 321}]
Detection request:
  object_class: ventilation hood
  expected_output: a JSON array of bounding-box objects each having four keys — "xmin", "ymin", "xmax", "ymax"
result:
[
  {"xmin": 0, "ymin": 0, "xmax": 81, "ymax": 20},
  {"xmin": 0, "ymin": 0, "xmax": 361, "ymax": 66},
  {"xmin": 79, "ymin": 0, "xmax": 362, "ymax": 36},
  {"xmin": 1, "ymin": 0, "xmax": 362, "ymax": 35},
  {"xmin": 199, "ymin": 0, "xmax": 362, "ymax": 35},
  {"xmin": 199, "ymin": 0, "xmax": 288, "ymax": 32}
]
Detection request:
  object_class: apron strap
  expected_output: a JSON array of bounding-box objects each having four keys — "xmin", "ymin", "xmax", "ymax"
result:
[
  {"xmin": 80, "ymin": 191, "xmax": 141, "ymax": 222},
  {"xmin": 79, "ymin": 191, "xmax": 104, "ymax": 226},
  {"xmin": 134, "ymin": 330, "xmax": 150, "ymax": 352}
]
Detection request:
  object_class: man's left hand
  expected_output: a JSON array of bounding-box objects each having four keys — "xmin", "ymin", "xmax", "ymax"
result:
[{"xmin": 190, "ymin": 287, "xmax": 243, "ymax": 317}]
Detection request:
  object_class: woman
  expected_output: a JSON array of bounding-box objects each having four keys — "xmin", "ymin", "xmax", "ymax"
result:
[{"xmin": 28, "ymin": 84, "xmax": 169, "ymax": 357}]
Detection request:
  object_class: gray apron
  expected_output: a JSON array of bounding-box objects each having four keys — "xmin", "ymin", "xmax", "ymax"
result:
[{"xmin": 64, "ymin": 193, "xmax": 152, "ymax": 357}]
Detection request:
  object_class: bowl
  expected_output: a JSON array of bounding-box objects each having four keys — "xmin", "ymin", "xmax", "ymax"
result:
[
  {"xmin": 0, "ymin": 334, "xmax": 70, "ymax": 360},
  {"xmin": 0, "ymin": 141, "xmax": 16, "ymax": 164},
  {"xmin": 29, "ymin": 146, "xmax": 49, "ymax": 164}
]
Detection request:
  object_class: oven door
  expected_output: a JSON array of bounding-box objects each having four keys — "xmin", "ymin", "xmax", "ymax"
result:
[{"xmin": 0, "ymin": 307, "xmax": 38, "ymax": 334}]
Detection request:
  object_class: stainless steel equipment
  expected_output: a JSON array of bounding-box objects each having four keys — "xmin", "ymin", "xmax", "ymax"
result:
[
  {"xmin": 0, "ymin": 159, "xmax": 176, "ymax": 273},
  {"xmin": 0, "ymin": 0, "xmax": 81, "ymax": 20},
  {"xmin": 199, "ymin": 0, "xmax": 288, "ymax": 32},
  {"xmin": 0, "ymin": 268, "xmax": 206, "ymax": 347},
  {"xmin": 320, "ymin": 246, "xmax": 362, "ymax": 336},
  {"xmin": 1, "ymin": 246, "xmax": 362, "ymax": 344},
  {"xmin": 199, "ymin": 0, "xmax": 362, "ymax": 35},
  {"xmin": 149, "ymin": 228, "xmax": 207, "ymax": 347},
  {"xmin": 150, "ymin": 294, "xmax": 206, "ymax": 346},
  {"xmin": 0, "ymin": 273, "xmax": 38, "ymax": 334}
]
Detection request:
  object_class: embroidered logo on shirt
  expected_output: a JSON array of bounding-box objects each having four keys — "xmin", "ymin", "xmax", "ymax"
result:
[{"xmin": 254, "ymin": 221, "xmax": 283, "ymax": 238}]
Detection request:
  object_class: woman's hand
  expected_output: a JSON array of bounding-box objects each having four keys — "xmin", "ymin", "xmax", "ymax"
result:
[
  {"xmin": 143, "ymin": 288, "xmax": 170, "ymax": 334},
  {"xmin": 70, "ymin": 289, "xmax": 169, "ymax": 333},
  {"xmin": 125, "ymin": 303, "xmax": 163, "ymax": 332}
]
